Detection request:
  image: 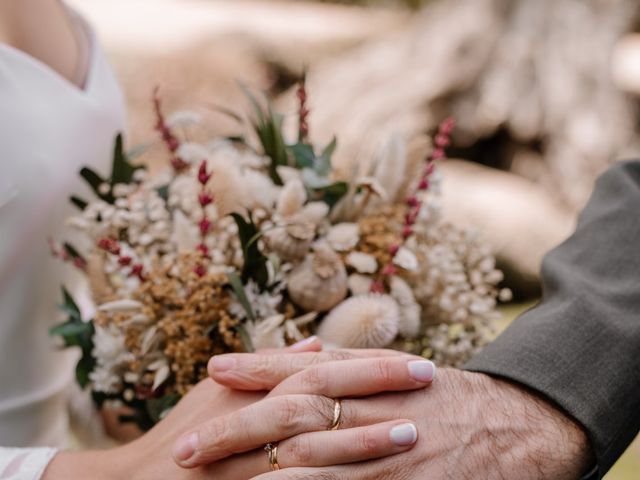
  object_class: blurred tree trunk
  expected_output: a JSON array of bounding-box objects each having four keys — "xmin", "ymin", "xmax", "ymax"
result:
[{"xmin": 301, "ymin": 0, "xmax": 640, "ymax": 294}]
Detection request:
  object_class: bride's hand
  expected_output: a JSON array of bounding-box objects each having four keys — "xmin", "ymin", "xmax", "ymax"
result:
[{"xmin": 171, "ymin": 350, "xmax": 436, "ymax": 476}]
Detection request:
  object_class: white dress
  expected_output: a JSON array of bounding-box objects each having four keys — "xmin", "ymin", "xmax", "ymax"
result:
[{"xmin": 0, "ymin": 6, "xmax": 125, "ymax": 477}]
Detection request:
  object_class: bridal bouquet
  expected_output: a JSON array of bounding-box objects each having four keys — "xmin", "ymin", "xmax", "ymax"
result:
[{"xmin": 50, "ymin": 81, "xmax": 510, "ymax": 428}]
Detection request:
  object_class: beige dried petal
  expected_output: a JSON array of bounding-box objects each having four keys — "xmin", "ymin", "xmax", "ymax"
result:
[
  {"xmin": 97, "ymin": 299, "xmax": 143, "ymax": 313},
  {"xmin": 326, "ymin": 223, "xmax": 359, "ymax": 252},
  {"xmin": 265, "ymin": 222, "xmax": 315, "ymax": 262},
  {"xmin": 276, "ymin": 179, "xmax": 307, "ymax": 217},
  {"xmin": 247, "ymin": 315, "xmax": 287, "ymax": 350},
  {"xmin": 345, "ymin": 251, "xmax": 378, "ymax": 274},
  {"xmin": 393, "ymin": 247, "xmax": 418, "ymax": 272},
  {"xmin": 389, "ymin": 276, "xmax": 421, "ymax": 338},
  {"xmin": 348, "ymin": 274, "xmax": 374, "ymax": 296},
  {"xmin": 296, "ymin": 202, "xmax": 330, "ymax": 225},
  {"xmin": 356, "ymin": 176, "xmax": 387, "ymax": 199},
  {"xmin": 318, "ymin": 295, "xmax": 400, "ymax": 348},
  {"xmin": 152, "ymin": 364, "xmax": 171, "ymax": 392}
]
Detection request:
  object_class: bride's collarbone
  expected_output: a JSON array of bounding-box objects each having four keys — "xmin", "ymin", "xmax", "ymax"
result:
[{"xmin": 0, "ymin": 0, "xmax": 81, "ymax": 85}]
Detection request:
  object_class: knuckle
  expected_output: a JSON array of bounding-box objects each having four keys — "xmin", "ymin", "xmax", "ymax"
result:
[
  {"xmin": 373, "ymin": 359, "xmax": 395, "ymax": 385},
  {"xmin": 285, "ymin": 435, "xmax": 314, "ymax": 465},
  {"xmin": 276, "ymin": 396, "xmax": 304, "ymax": 431},
  {"xmin": 299, "ymin": 366, "xmax": 329, "ymax": 393},
  {"xmin": 356, "ymin": 429, "xmax": 381, "ymax": 453},
  {"xmin": 327, "ymin": 350, "xmax": 355, "ymax": 362},
  {"xmin": 199, "ymin": 417, "xmax": 229, "ymax": 452}
]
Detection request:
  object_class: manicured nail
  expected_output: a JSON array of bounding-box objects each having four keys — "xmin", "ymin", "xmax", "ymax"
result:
[
  {"xmin": 290, "ymin": 336, "xmax": 318, "ymax": 350},
  {"xmin": 408, "ymin": 360, "xmax": 436, "ymax": 383},
  {"xmin": 210, "ymin": 356, "xmax": 237, "ymax": 372},
  {"xmin": 172, "ymin": 431, "xmax": 199, "ymax": 463},
  {"xmin": 390, "ymin": 423, "xmax": 418, "ymax": 446}
]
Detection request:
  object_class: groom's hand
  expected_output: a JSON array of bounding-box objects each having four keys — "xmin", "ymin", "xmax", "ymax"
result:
[{"xmin": 214, "ymin": 358, "xmax": 593, "ymax": 480}]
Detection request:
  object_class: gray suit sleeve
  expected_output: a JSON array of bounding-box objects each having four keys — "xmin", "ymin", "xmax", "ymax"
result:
[{"xmin": 463, "ymin": 160, "xmax": 640, "ymax": 478}]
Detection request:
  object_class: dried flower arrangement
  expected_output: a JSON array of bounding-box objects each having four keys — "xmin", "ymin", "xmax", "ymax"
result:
[{"xmin": 50, "ymin": 80, "xmax": 510, "ymax": 428}]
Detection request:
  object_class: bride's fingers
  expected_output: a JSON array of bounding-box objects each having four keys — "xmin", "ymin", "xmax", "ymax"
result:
[
  {"xmin": 269, "ymin": 357, "xmax": 436, "ymax": 397},
  {"xmin": 173, "ymin": 357, "xmax": 434, "ymax": 468},
  {"xmin": 257, "ymin": 336, "xmax": 323, "ymax": 355},
  {"xmin": 209, "ymin": 349, "xmax": 416, "ymax": 390},
  {"xmin": 212, "ymin": 420, "xmax": 418, "ymax": 478}
]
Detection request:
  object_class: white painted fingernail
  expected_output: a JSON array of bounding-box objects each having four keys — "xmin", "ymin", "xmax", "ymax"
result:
[
  {"xmin": 390, "ymin": 423, "xmax": 418, "ymax": 446},
  {"xmin": 290, "ymin": 336, "xmax": 318, "ymax": 350},
  {"xmin": 408, "ymin": 360, "xmax": 436, "ymax": 383}
]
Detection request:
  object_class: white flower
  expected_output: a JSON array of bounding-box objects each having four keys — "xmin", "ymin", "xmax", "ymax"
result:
[
  {"xmin": 345, "ymin": 251, "xmax": 378, "ymax": 274},
  {"xmin": 245, "ymin": 314, "xmax": 287, "ymax": 350},
  {"xmin": 176, "ymin": 142, "xmax": 209, "ymax": 164},
  {"xmin": 229, "ymin": 281, "xmax": 283, "ymax": 321},
  {"xmin": 90, "ymin": 324, "xmax": 134, "ymax": 394},
  {"xmin": 326, "ymin": 223, "xmax": 359, "ymax": 252},
  {"xmin": 318, "ymin": 294, "xmax": 400, "ymax": 349},
  {"xmin": 393, "ymin": 247, "xmax": 418, "ymax": 272},
  {"xmin": 276, "ymin": 179, "xmax": 306, "ymax": 217}
]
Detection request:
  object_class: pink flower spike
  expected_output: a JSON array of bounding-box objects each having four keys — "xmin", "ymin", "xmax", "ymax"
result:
[
  {"xmin": 194, "ymin": 264, "xmax": 207, "ymax": 277},
  {"xmin": 382, "ymin": 264, "xmax": 397, "ymax": 276},
  {"xmin": 439, "ymin": 117, "xmax": 455, "ymax": 135},
  {"xmin": 199, "ymin": 217, "xmax": 211, "ymax": 235},
  {"xmin": 198, "ymin": 161, "xmax": 211, "ymax": 185},
  {"xmin": 370, "ymin": 280, "xmax": 386, "ymax": 294},
  {"xmin": 405, "ymin": 196, "xmax": 419, "ymax": 208},
  {"xmin": 418, "ymin": 179, "xmax": 429, "ymax": 191},
  {"xmin": 196, "ymin": 243, "xmax": 210, "ymax": 258},
  {"xmin": 73, "ymin": 257, "xmax": 87, "ymax": 270},
  {"xmin": 424, "ymin": 163, "xmax": 435, "ymax": 176},
  {"xmin": 435, "ymin": 134, "xmax": 450, "ymax": 148},
  {"xmin": 431, "ymin": 148, "xmax": 445, "ymax": 160},
  {"xmin": 389, "ymin": 244, "xmax": 400, "ymax": 256},
  {"xmin": 118, "ymin": 256, "xmax": 132, "ymax": 266},
  {"xmin": 402, "ymin": 225, "xmax": 413, "ymax": 239},
  {"xmin": 198, "ymin": 191, "xmax": 213, "ymax": 207},
  {"xmin": 130, "ymin": 264, "xmax": 145, "ymax": 281}
]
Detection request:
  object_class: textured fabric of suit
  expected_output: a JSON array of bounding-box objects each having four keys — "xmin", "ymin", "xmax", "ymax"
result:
[{"xmin": 464, "ymin": 160, "xmax": 640, "ymax": 478}]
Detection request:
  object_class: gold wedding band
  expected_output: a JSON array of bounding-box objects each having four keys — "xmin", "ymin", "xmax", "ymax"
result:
[
  {"xmin": 264, "ymin": 443, "xmax": 280, "ymax": 471},
  {"xmin": 329, "ymin": 399, "xmax": 342, "ymax": 431}
]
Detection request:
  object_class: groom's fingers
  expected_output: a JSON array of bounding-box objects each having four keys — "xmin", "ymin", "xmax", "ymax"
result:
[
  {"xmin": 209, "ymin": 349, "xmax": 415, "ymax": 390},
  {"xmin": 211, "ymin": 420, "xmax": 418, "ymax": 478},
  {"xmin": 268, "ymin": 357, "xmax": 436, "ymax": 398}
]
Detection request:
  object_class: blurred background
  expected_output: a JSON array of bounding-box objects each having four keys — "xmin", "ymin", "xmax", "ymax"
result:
[{"xmin": 67, "ymin": 0, "xmax": 640, "ymax": 476}]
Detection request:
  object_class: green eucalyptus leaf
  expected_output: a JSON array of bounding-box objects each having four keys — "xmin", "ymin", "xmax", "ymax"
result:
[
  {"xmin": 111, "ymin": 133, "xmax": 143, "ymax": 185},
  {"xmin": 58, "ymin": 286, "xmax": 81, "ymax": 321},
  {"xmin": 50, "ymin": 321, "xmax": 90, "ymax": 338},
  {"xmin": 315, "ymin": 137, "xmax": 337, "ymax": 176},
  {"xmin": 314, "ymin": 181, "xmax": 348, "ymax": 208},
  {"xmin": 80, "ymin": 167, "xmax": 112, "ymax": 203},
  {"xmin": 156, "ymin": 184, "xmax": 170, "ymax": 202},
  {"xmin": 289, "ymin": 142, "xmax": 316, "ymax": 169},
  {"xmin": 301, "ymin": 168, "xmax": 333, "ymax": 189},
  {"xmin": 230, "ymin": 212, "xmax": 269, "ymax": 288},
  {"xmin": 227, "ymin": 271, "xmax": 256, "ymax": 321},
  {"xmin": 75, "ymin": 352, "xmax": 96, "ymax": 388}
]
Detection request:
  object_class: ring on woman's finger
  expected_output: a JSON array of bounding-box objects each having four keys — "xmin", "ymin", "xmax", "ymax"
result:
[
  {"xmin": 329, "ymin": 399, "xmax": 342, "ymax": 431},
  {"xmin": 264, "ymin": 443, "xmax": 281, "ymax": 471}
]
